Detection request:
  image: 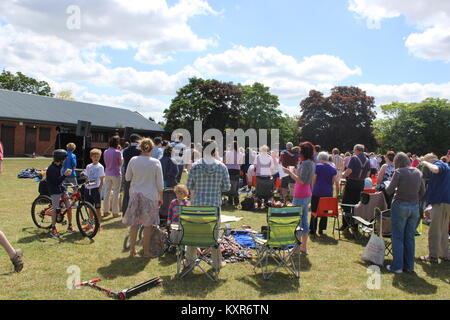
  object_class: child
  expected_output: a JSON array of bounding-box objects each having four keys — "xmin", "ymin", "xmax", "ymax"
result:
[
  {"xmin": 63, "ymin": 143, "xmax": 78, "ymax": 232},
  {"xmin": 167, "ymin": 185, "xmax": 190, "ymax": 245},
  {"xmin": 83, "ymin": 149, "xmax": 105, "ymax": 227},
  {"xmin": 47, "ymin": 149, "xmax": 73, "ymax": 237},
  {"xmin": 0, "ymin": 230, "xmax": 23, "ymax": 272}
]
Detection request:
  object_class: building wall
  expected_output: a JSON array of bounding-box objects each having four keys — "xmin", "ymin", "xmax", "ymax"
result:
[{"xmin": 0, "ymin": 120, "xmax": 57, "ymax": 156}]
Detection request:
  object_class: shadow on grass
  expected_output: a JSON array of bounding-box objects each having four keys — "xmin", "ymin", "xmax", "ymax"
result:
[
  {"xmin": 392, "ymin": 273, "xmax": 438, "ymax": 295},
  {"xmin": 158, "ymin": 252, "xmax": 177, "ymax": 267},
  {"xmin": 237, "ymin": 273, "xmax": 300, "ymax": 297},
  {"xmin": 161, "ymin": 273, "xmax": 226, "ymax": 298},
  {"xmin": 101, "ymin": 219, "xmax": 127, "ymax": 230},
  {"xmin": 309, "ymin": 234, "xmax": 339, "ymax": 246},
  {"xmin": 97, "ymin": 257, "xmax": 151, "ymax": 280},
  {"xmin": 416, "ymin": 259, "xmax": 450, "ymax": 285},
  {"xmin": 17, "ymin": 227, "xmax": 94, "ymax": 245}
]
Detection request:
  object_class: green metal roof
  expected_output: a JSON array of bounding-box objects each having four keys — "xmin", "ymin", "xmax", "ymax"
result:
[{"xmin": 0, "ymin": 89, "xmax": 164, "ymax": 132}]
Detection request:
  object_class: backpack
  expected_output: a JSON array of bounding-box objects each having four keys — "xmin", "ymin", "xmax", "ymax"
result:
[
  {"xmin": 241, "ymin": 196, "xmax": 255, "ymax": 211},
  {"xmin": 148, "ymin": 226, "xmax": 169, "ymax": 257}
]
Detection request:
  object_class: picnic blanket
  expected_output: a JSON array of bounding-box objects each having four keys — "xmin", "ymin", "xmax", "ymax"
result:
[
  {"xmin": 221, "ymin": 215, "xmax": 243, "ymax": 223},
  {"xmin": 209, "ymin": 234, "xmax": 253, "ymax": 263}
]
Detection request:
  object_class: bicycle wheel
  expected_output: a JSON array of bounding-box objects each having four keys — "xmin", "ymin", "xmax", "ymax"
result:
[
  {"xmin": 76, "ymin": 201, "xmax": 99, "ymax": 239},
  {"xmin": 31, "ymin": 195, "xmax": 53, "ymax": 229}
]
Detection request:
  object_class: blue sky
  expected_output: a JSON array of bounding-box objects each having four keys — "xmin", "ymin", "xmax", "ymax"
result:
[{"xmin": 0, "ymin": 0, "xmax": 449, "ymax": 121}]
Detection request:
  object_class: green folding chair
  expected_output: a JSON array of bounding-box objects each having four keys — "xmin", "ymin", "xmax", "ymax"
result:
[
  {"xmin": 176, "ymin": 206, "xmax": 221, "ymax": 282},
  {"xmin": 253, "ymin": 206, "xmax": 302, "ymax": 281}
]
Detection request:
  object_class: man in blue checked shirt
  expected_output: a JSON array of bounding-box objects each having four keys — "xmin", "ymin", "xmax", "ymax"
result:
[{"xmin": 185, "ymin": 139, "xmax": 231, "ymax": 271}]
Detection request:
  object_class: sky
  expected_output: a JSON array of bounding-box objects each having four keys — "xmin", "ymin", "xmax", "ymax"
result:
[{"xmin": 1, "ymin": 0, "xmax": 450, "ymax": 122}]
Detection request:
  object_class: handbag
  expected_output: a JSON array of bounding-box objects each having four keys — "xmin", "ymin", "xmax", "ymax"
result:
[{"xmin": 361, "ymin": 210, "xmax": 385, "ymax": 266}]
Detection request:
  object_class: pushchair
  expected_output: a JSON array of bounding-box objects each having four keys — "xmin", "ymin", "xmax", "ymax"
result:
[{"xmin": 255, "ymin": 177, "xmax": 274, "ymax": 209}]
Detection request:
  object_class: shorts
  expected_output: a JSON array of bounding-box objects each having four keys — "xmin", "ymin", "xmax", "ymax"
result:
[
  {"xmin": 84, "ymin": 188, "xmax": 101, "ymax": 209},
  {"xmin": 335, "ymin": 170, "xmax": 343, "ymax": 182},
  {"xmin": 50, "ymin": 193, "xmax": 70, "ymax": 211}
]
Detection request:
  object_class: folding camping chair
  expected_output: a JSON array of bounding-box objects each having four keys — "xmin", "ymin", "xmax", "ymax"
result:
[
  {"xmin": 373, "ymin": 208, "xmax": 393, "ymax": 256},
  {"xmin": 252, "ymin": 207, "xmax": 302, "ymax": 281},
  {"xmin": 311, "ymin": 197, "xmax": 341, "ymax": 239},
  {"xmin": 176, "ymin": 206, "xmax": 221, "ymax": 282}
]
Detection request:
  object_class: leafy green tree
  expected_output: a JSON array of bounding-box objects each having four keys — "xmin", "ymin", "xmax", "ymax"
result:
[
  {"xmin": 374, "ymin": 98, "xmax": 450, "ymax": 156},
  {"xmin": 0, "ymin": 70, "xmax": 53, "ymax": 96},
  {"xmin": 56, "ymin": 90, "xmax": 76, "ymax": 101},
  {"xmin": 298, "ymin": 86, "xmax": 377, "ymax": 152}
]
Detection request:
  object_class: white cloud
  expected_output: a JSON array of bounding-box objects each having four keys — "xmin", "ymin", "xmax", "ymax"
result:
[
  {"xmin": 0, "ymin": 0, "xmax": 218, "ymax": 65},
  {"xmin": 358, "ymin": 82, "xmax": 450, "ymax": 105},
  {"xmin": 349, "ymin": 0, "xmax": 450, "ymax": 61},
  {"xmin": 194, "ymin": 46, "xmax": 361, "ymax": 84},
  {"xmin": 0, "ymin": 24, "xmax": 201, "ymax": 96}
]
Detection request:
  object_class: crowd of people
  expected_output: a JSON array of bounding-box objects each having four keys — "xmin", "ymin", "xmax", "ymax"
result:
[{"xmin": 0, "ymin": 136, "xmax": 449, "ymax": 276}]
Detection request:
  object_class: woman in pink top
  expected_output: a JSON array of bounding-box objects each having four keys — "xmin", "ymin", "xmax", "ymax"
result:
[
  {"xmin": 283, "ymin": 142, "xmax": 316, "ymax": 254},
  {"xmin": 103, "ymin": 136, "xmax": 123, "ymax": 218},
  {"xmin": 411, "ymin": 154, "xmax": 419, "ymax": 168}
]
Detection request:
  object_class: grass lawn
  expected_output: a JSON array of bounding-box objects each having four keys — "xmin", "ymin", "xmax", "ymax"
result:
[{"xmin": 0, "ymin": 158, "xmax": 448, "ymax": 300}]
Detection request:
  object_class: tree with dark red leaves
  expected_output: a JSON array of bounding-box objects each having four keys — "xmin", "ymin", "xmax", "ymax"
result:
[{"xmin": 298, "ymin": 86, "xmax": 377, "ymax": 152}]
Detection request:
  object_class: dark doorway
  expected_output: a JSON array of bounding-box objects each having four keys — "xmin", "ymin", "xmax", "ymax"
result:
[
  {"xmin": 1, "ymin": 125, "xmax": 15, "ymax": 156},
  {"xmin": 25, "ymin": 126, "xmax": 37, "ymax": 155}
]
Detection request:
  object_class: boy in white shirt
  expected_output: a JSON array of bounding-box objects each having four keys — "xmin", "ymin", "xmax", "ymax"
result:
[{"xmin": 83, "ymin": 149, "xmax": 105, "ymax": 226}]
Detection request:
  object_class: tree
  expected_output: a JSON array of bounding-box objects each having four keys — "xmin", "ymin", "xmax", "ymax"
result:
[
  {"xmin": 0, "ymin": 70, "xmax": 53, "ymax": 96},
  {"xmin": 298, "ymin": 86, "xmax": 377, "ymax": 152},
  {"xmin": 56, "ymin": 90, "xmax": 76, "ymax": 101},
  {"xmin": 164, "ymin": 78, "xmax": 242, "ymax": 134},
  {"xmin": 374, "ymin": 98, "xmax": 450, "ymax": 157}
]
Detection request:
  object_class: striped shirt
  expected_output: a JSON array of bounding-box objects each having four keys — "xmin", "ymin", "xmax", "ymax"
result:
[{"xmin": 167, "ymin": 199, "xmax": 190, "ymax": 224}]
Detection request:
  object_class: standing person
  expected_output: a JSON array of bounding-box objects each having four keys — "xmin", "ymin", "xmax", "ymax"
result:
[
  {"xmin": 377, "ymin": 151, "xmax": 395, "ymax": 189},
  {"xmin": 62, "ymin": 143, "xmax": 77, "ymax": 232},
  {"xmin": 343, "ymin": 152, "xmax": 352, "ymax": 170},
  {"xmin": 123, "ymin": 138, "xmax": 164, "ymax": 258},
  {"xmin": 419, "ymin": 153, "xmax": 450, "ymax": 264},
  {"xmin": 369, "ymin": 153, "xmax": 380, "ymax": 176},
  {"xmin": 340, "ymin": 144, "xmax": 371, "ymax": 231},
  {"xmin": 385, "ymin": 152, "xmax": 425, "ymax": 273},
  {"xmin": 46, "ymin": 150, "xmax": 73, "ymax": 237},
  {"xmin": 331, "ymin": 148, "xmax": 344, "ymax": 196},
  {"xmin": 151, "ymin": 137, "xmax": 164, "ymax": 160},
  {"xmin": 122, "ymin": 134, "xmax": 142, "ymax": 215},
  {"xmin": 0, "ymin": 141, "xmax": 3, "ymax": 174},
  {"xmin": 284, "ymin": 142, "xmax": 315, "ymax": 254},
  {"xmin": 185, "ymin": 140, "xmax": 231, "ymax": 271},
  {"xmin": 309, "ymin": 152, "xmax": 337, "ymax": 235},
  {"xmin": 160, "ymin": 146, "xmax": 179, "ymax": 188},
  {"xmin": 411, "ymin": 155, "xmax": 420, "ymax": 168},
  {"xmin": 254, "ymin": 145, "xmax": 276, "ymax": 209},
  {"xmin": 83, "ymin": 149, "xmax": 105, "ymax": 226},
  {"xmin": 313, "ymin": 145, "xmax": 321, "ymax": 163},
  {"xmin": 280, "ymin": 142, "xmax": 298, "ymax": 203},
  {"xmin": 241, "ymin": 148, "xmax": 252, "ymax": 188},
  {"xmin": 173, "ymin": 136, "xmax": 186, "ymax": 183},
  {"xmin": 103, "ymin": 135, "xmax": 123, "ymax": 218},
  {"xmin": 224, "ymin": 141, "xmax": 244, "ymax": 206}
]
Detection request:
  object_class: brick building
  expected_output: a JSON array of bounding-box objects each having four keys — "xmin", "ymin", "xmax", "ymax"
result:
[{"xmin": 0, "ymin": 89, "xmax": 165, "ymax": 159}]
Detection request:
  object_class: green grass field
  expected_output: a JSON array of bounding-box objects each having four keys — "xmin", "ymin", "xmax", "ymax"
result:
[{"xmin": 0, "ymin": 158, "xmax": 448, "ymax": 300}]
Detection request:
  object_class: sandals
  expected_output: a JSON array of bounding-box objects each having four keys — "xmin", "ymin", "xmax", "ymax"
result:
[
  {"xmin": 10, "ymin": 249, "xmax": 24, "ymax": 273},
  {"xmin": 419, "ymin": 256, "xmax": 439, "ymax": 264},
  {"xmin": 439, "ymin": 257, "xmax": 449, "ymax": 263}
]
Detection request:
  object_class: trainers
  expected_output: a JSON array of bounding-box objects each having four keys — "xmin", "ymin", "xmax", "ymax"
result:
[
  {"xmin": 66, "ymin": 225, "xmax": 76, "ymax": 233},
  {"xmin": 386, "ymin": 265, "xmax": 403, "ymax": 274},
  {"xmin": 49, "ymin": 229, "xmax": 60, "ymax": 238},
  {"xmin": 10, "ymin": 249, "xmax": 24, "ymax": 273}
]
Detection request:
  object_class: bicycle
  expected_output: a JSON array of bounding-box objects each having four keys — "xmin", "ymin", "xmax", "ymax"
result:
[{"xmin": 31, "ymin": 181, "xmax": 100, "ymax": 239}]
